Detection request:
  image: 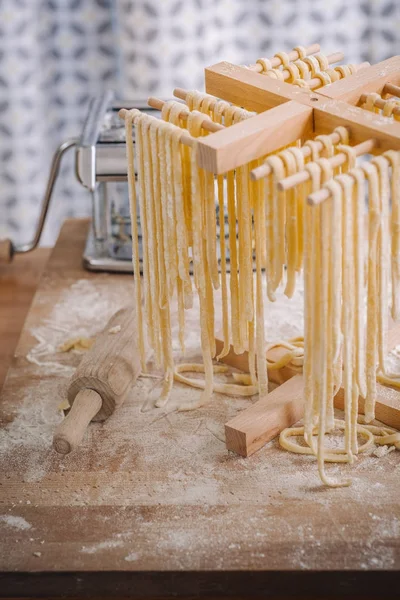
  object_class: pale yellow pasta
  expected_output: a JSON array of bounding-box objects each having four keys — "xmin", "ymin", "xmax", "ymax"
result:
[
  {"xmin": 336, "ymin": 174, "xmax": 356, "ymax": 462},
  {"xmin": 254, "ymin": 173, "xmax": 268, "ymax": 396},
  {"xmin": 349, "ymin": 167, "xmax": 367, "ymax": 400},
  {"xmin": 125, "ymin": 110, "xmax": 146, "ymax": 370},
  {"xmin": 280, "ymin": 150, "xmax": 298, "ymax": 298},
  {"xmin": 174, "ymin": 363, "xmax": 258, "ymax": 397},
  {"xmin": 362, "ymin": 162, "xmax": 380, "ymax": 422},
  {"xmin": 142, "ymin": 118, "xmax": 162, "ymax": 366},
  {"xmin": 384, "ymin": 151, "xmax": 400, "ymax": 320},
  {"xmin": 372, "ymin": 156, "xmax": 390, "ymax": 375},
  {"xmin": 213, "ymin": 101, "xmax": 230, "ymax": 359},
  {"xmin": 136, "ymin": 118, "xmax": 156, "ymax": 355},
  {"xmin": 267, "ymin": 155, "xmax": 286, "ymax": 293},
  {"xmin": 303, "ymin": 161, "xmax": 321, "ymax": 448}
]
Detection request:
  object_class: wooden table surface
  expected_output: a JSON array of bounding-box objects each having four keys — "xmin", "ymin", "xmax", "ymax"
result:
[
  {"xmin": 0, "ymin": 219, "xmax": 399, "ymax": 599},
  {"xmin": 0, "ymin": 247, "xmax": 50, "ymax": 391}
]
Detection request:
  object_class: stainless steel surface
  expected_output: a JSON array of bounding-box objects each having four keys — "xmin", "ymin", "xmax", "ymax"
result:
[
  {"xmin": 76, "ymin": 90, "xmax": 115, "ymax": 191},
  {"xmin": 96, "ymin": 144, "xmax": 127, "ymax": 178},
  {"xmin": 83, "ymin": 225, "xmax": 134, "ymax": 273},
  {"xmin": 92, "ymin": 183, "xmax": 110, "ymax": 242},
  {"xmin": 14, "ymin": 138, "xmax": 78, "ymax": 255}
]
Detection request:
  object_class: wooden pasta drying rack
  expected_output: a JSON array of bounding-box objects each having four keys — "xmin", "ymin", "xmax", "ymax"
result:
[
  {"xmin": 187, "ymin": 52, "xmax": 400, "ymax": 457},
  {"xmin": 196, "ymin": 54, "xmax": 400, "ymax": 174}
]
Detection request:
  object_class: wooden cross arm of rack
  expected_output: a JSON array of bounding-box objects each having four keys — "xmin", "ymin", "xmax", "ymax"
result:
[{"xmin": 196, "ymin": 55, "xmax": 400, "ymax": 174}]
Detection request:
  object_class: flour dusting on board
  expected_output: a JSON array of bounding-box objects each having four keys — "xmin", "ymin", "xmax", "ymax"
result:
[
  {"xmin": 0, "ymin": 515, "xmax": 31, "ymax": 530},
  {"xmin": 1, "ymin": 276, "xmax": 400, "ymax": 570},
  {"xmin": 26, "ymin": 278, "xmax": 133, "ymax": 375}
]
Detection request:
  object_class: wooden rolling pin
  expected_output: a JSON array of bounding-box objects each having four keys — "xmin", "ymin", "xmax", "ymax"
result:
[{"xmin": 53, "ymin": 307, "xmax": 140, "ymax": 454}]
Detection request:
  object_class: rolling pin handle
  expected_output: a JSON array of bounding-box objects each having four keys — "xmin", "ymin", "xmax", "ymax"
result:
[{"xmin": 53, "ymin": 389, "xmax": 102, "ymax": 455}]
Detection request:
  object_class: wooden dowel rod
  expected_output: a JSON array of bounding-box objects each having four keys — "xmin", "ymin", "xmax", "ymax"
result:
[
  {"xmin": 147, "ymin": 96, "xmax": 224, "ymax": 133},
  {"xmin": 383, "ymin": 82, "xmax": 400, "ymax": 98},
  {"xmin": 267, "ymin": 52, "xmax": 343, "ymax": 82},
  {"xmin": 250, "ymin": 128, "xmax": 349, "ymax": 181},
  {"xmin": 278, "ymin": 52, "xmax": 344, "ymax": 82},
  {"xmin": 360, "ymin": 92, "xmax": 400, "ymax": 116},
  {"xmin": 118, "ymin": 108, "xmax": 196, "ymax": 148},
  {"xmin": 174, "ymin": 87, "xmax": 191, "ymax": 102},
  {"xmin": 248, "ymin": 43, "xmax": 321, "ymax": 72},
  {"xmin": 176, "ymin": 58, "xmax": 364, "ymax": 111},
  {"xmin": 278, "ymin": 138, "xmax": 377, "ymax": 192},
  {"xmin": 306, "ymin": 62, "xmax": 370, "ymax": 90}
]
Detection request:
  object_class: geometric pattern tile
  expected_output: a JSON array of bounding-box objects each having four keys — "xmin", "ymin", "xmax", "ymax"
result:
[{"xmin": 0, "ymin": 0, "xmax": 399, "ymax": 244}]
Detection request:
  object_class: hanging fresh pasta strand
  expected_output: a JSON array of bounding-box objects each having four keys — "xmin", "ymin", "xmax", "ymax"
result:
[
  {"xmin": 143, "ymin": 118, "xmax": 162, "ymax": 366},
  {"xmin": 164, "ymin": 124, "xmax": 179, "ymax": 299},
  {"xmin": 338, "ymin": 175, "xmax": 356, "ymax": 463},
  {"xmin": 318, "ymin": 197, "xmax": 350, "ymax": 487},
  {"xmin": 240, "ymin": 162, "xmax": 254, "ymax": 322},
  {"xmin": 124, "ymin": 110, "xmax": 146, "ymax": 370},
  {"xmin": 267, "ymin": 156, "xmax": 286, "ymax": 292},
  {"xmin": 136, "ymin": 117, "xmax": 156, "ymax": 354},
  {"xmin": 303, "ymin": 161, "xmax": 321, "ymax": 449},
  {"xmin": 265, "ymin": 170, "xmax": 276, "ymax": 301},
  {"xmin": 150, "ymin": 121, "xmax": 167, "ymax": 310},
  {"xmin": 350, "ymin": 167, "xmax": 367, "ymax": 399},
  {"xmin": 224, "ymin": 107, "xmax": 242, "ymax": 353},
  {"xmin": 213, "ymin": 102, "xmax": 230, "ymax": 359},
  {"xmin": 253, "ymin": 174, "xmax": 268, "ymax": 396},
  {"xmin": 363, "ymin": 162, "xmax": 380, "ymax": 423},
  {"xmin": 384, "ymin": 151, "xmax": 400, "ymax": 320},
  {"xmin": 280, "ymin": 150, "xmax": 298, "ymax": 298},
  {"xmin": 373, "ymin": 156, "xmax": 390, "ymax": 375},
  {"xmin": 158, "ymin": 121, "xmax": 173, "ymax": 309}
]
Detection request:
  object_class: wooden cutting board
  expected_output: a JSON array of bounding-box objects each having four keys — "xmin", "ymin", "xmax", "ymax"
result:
[{"xmin": 0, "ymin": 219, "xmax": 399, "ymax": 598}]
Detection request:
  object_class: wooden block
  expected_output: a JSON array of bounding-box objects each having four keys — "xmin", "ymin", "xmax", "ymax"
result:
[
  {"xmin": 215, "ymin": 337, "xmax": 298, "ymax": 385},
  {"xmin": 318, "ymin": 55, "xmax": 400, "ymax": 104},
  {"xmin": 204, "ymin": 61, "xmax": 317, "ymax": 111},
  {"xmin": 197, "ymin": 101, "xmax": 313, "ymax": 174},
  {"xmin": 225, "ymin": 374, "xmax": 304, "ymax": 457},
  {"xmin": 335, "ymin": 383, "xmax": 400, "ymax": 432},
  {"xmin": 314, "ymin": 97, "xmax": 400, "ymax": 153},
  {"xmin": 222, "ymin": 320, "xmax": 400, "ymax": 457}
]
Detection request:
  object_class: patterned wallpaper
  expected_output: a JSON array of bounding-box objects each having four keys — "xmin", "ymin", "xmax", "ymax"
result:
[{"xmin": 0, "ymin": 0, "xmax": 399, "ymax": 245}]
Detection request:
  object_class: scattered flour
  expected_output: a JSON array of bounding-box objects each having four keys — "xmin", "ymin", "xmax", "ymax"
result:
[
  {"xmin": 81, "ymin": 540, "xmax": 124, "ymax": 554},
  {"xmin": 373, "ymin": 445, "xmax": 396, "ymax": 458},
  {"xmin": 1, "ymin": 277, "xmax": 399, "ymax": 571},
  {"xmin": 124, "ymin": 552, "xmax": 139, "ymax": 562},
  {"xmin": 0, "ymin": 515, "xmax": 32, "ymax": 530}
]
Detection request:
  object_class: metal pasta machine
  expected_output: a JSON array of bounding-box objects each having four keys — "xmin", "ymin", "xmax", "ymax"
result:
[{"xmin": 1, "ymin": 91, "xmax": 158, "ymax": 272}]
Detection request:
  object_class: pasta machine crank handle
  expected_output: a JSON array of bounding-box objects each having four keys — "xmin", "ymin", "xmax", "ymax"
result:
[{"xmin": 0, "ymin": 138, "xmax": 78, "ymax": 263}]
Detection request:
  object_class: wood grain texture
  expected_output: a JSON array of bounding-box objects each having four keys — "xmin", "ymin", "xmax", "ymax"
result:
[
  {"xmin": 67, "ymin": 308, "xmax": 141, "ymax": 421},
  {"xmin": 0, "ymin": 239, "xmax": 12, "ymax": 264},
  {"xmin": 205, "ymin": 61, "xmax": 318, "ymax": 111},
  {"xmin": 215, "ymin": 337, "xmax": 299, "ymax": 385},
  {"xmin": 53, "ymin": 388, "xmax": 103, "ymax": 454},
  {"xmin": 225, "ymin": 375, "xmax": 304, "ymax": 457},
  {"xmin": 313, "ymin": 97, "xmax": 400, "ymax": 152},
  {"xmin": 0, "ymin": 247, "xmax": 50, "ymax": 392},
  {"xmin": 1, "ymin": 220, "xmax": 400, "ymax": 599},
  {"xmin": 197, "ymin": 101, "xmax": 313, "ymax": 174},
  {"xmin": 222, "ymin": 321, "xmax": 400, "ymax": 457},
  {"xmin": 198, "ymin": 56, "xmax": 400, "ymax": 173},
  {"xmin": 317, "ymin": 55, "xmax": 400, "ymax": 103}
]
